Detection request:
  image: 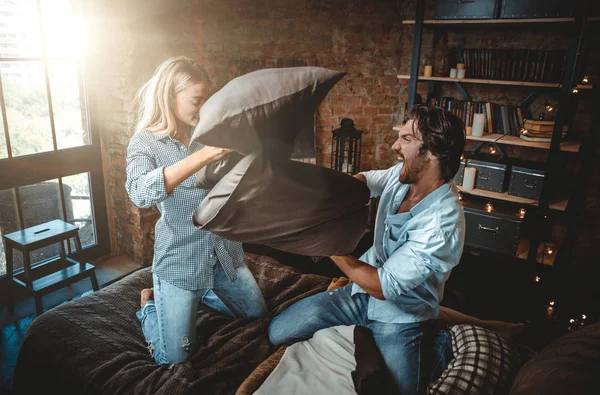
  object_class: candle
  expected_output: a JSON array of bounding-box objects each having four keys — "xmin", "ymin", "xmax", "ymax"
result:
[
  {"xmin": 449, "ymin": 68, "xmax": 457, "ymax": 78},
  {"xmin": 457, "ymin": 69, "xmax": 466, "ymax": 79},
  {"xmin": 466, "ymin": 126, "xmax": 472, "ymax": 136},
  {"xmin": 457, "ymin": 63, "xmax": 465, "ymax": 70},
  {"xmin": 472, "ymin": 113, "xmax": 485, "ymax": 137},
  {"xmin": 463, "ymin": 167, "xmax": 476, "ymax": 191},
  {"xmin": 424, "ymin": 65, "xmax": 432, "ymax": 77}
]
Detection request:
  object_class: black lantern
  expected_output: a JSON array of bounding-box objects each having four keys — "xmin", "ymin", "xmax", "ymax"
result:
[{"xmin": 331, "ymin": 118, "xmax": 362, "ymax": 175}]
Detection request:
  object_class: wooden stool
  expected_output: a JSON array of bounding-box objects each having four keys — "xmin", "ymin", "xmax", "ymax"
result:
[{"xmin": 3, "ymin": 219, "xmax": 99, "ymax": 316}]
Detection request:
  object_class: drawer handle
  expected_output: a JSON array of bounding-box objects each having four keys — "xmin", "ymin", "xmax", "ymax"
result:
[
  {"xmin": 459, "ymin": 0, "xmax": 475, "ymax": 3},
  {"xmin": 524, "ymin": 183, "xmax": 536, "ymax": 188},
  {"xmin": 479, "ymin": 175, "xmax": 490, "ymax": 180},
  {"xmin": 478, "ymin": 224, "xmax": 499, "ymax": 235}
]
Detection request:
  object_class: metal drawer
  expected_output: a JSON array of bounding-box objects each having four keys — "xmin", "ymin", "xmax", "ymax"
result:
[{"xmin": 464, "ymin": 206, "xmax": 522, "ymax": 255}]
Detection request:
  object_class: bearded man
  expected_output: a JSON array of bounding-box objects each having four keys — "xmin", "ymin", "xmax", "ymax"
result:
[{"xmin": 269, "ymin": 105, "xmax": 467, "ymax": 395}]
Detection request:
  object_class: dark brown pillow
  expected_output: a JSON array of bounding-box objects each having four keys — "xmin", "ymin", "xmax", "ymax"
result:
[
  {"xmin": 192, "ymin": 151, "xmax": 370, "ymax": 257},
  {"xmin": 510, "ymin": 323, "xmax": 600, "ymax": 395},
  {"xmin": 190, "ymin": 67, "xmax": 346, "ymax": 155}
]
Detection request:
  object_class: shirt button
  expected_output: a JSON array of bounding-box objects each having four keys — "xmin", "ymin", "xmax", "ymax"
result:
[{"xmin": 210, "ymin": 254, "xmax": 214, "ymax": 258}]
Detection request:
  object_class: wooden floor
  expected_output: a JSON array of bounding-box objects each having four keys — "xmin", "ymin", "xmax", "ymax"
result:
[{"xmin": 0, "ymin": 255, "xmax": 143, "ymax": 393}]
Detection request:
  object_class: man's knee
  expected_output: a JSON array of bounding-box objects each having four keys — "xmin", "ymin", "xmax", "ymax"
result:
[{"xmin": 268, "ymin": 315, "xmax": 288, "ymax": 347}]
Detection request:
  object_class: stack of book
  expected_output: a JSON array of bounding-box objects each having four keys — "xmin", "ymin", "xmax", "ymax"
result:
[
  {"xmin": 520, "ymin": 120, "xmax": 568, "ymax": 142},
  {"xmin": 427, "ymin": 96, "xmax": 531, "ymax": 137},
  {"xmin": 453, "ymin": 48, "xmax": 567, "ymax": 83}
]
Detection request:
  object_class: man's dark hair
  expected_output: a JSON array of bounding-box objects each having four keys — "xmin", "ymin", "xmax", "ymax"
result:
[{"xmin": 407, "ymin": 105, "xmax": 466, "ymax": 183}]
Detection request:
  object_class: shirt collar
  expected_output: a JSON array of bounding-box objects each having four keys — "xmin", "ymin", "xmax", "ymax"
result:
[{"xmin": 409, "ymin": 183, "xmax": 451, "ymax": 217}]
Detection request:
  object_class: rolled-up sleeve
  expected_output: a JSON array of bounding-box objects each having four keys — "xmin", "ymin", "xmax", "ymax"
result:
[
  {"xmin": 125, "ymin": 138, "xmax": 169, "ymax": 208},
  {"xmin": 377, "ymin": 229, "xmax": 457, "ymax": 303},
  {"xmin": 361, "ymin": 164, "xmax": 399, "ymax": 197}
]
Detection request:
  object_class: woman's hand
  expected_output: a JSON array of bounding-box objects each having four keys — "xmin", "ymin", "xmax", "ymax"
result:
[
  {"xmin": 163, "ymin": 146, "xmax": 233, "ymax": 194},
  {"xmin": 198, "ymin": 146, "xmax": 233, "ymax": 164}
]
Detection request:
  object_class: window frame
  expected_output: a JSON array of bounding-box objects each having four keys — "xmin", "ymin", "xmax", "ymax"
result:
[{"xmin": 0, "ymin": 0, "xmax": 109, "ymax": 279}]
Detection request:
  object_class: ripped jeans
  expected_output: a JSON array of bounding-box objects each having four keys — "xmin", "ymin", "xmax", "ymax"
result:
[{"xmin": 136, "ymin": 264, "xmax": 268, "ymax": 366}]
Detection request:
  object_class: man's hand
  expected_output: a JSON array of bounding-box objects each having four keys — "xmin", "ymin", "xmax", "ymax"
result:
[{"xmin": 329, "ymin": 255, "xmax": 385, "ymax": 300}]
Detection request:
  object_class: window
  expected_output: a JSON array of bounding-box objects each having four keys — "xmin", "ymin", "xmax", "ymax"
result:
[{"xmin": 0, "ymin": 0, "xmax": 108, "ymax": 277}]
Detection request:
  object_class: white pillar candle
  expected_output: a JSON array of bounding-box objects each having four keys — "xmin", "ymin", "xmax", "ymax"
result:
[
  {"xmin": 449, "ymin": 68, "xmax": 457, "ymax": 78},
  {"xmin": 463, "ymin": 167, "xmax": 476, "ymax": 191},
  {"xmin": 457, "ymin": 69, "xmax": 466, "ymax": 79},
  {"xmin": 472, "ymin": 113, "xmax": 485, "ymax": 137}
]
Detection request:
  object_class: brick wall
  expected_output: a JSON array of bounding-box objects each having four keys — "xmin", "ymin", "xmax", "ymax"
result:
[
  {"xmin": 85, "ymin": 0, "xmax": 599, "ymax": 294},
  {"xmin": 84, "ymin": 0, "xmax": 410, "ymax": 264}
]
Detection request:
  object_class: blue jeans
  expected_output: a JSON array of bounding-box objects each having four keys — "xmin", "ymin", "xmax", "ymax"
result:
[
  {"xmin": 269, "ymin": 285, "xmax": 446, "ymax": 395},
  {"xmin": 136, "ymin": 264, "xmax": 268, "ymax": 365}
]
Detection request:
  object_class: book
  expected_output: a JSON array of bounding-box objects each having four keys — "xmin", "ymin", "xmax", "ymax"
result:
[
  {"xmin": 485, "ymin": 102, "xmax": 494, "ymax": 134},
  {"xmin": 519, "ymin": 135, "xmax": 552, "ymax": 142}
]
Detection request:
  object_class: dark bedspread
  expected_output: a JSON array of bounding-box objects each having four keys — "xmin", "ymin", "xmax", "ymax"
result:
[{"xmin": 13, "ymin": 253, "xmax": 331, "ymax": 395}]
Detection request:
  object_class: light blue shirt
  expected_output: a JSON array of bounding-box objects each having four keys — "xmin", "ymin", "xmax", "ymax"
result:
[{"xmin": 352, "ymin": 163, "xmax": 465, "ymax": 323}]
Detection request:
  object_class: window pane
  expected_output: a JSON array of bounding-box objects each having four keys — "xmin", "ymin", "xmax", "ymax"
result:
[
  {"xmin": 0, "ymin": 113, "xmax": 7, "ymax": 159},
  {"xmin": 2, "ymin": 61, "xmax": 53, "ymax": 157},
  {"xmin": 62, "ymin": 172, "xmax": 95, "ymax": 249},
  {"xmin": 49, "ymin": 61, "xmax": 89, "ymax": 149},
  {"xmin": 0, "ymin": 188, "xmax": 19, "ymax": 276},
  {"xmin": 19, "ymin": 180, "xmax": 66, "ymax": 265},
  {"xmin": 40, "ymin": 0, "xmax": 81, "ymax": 59},
  {"xmin": 0, "ymin": 0, "xmax": 42, "ymax": 59}
]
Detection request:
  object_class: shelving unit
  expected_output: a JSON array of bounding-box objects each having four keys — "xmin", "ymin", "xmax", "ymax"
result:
[
  {"xmin": 402, "ymin": 17, "xmax": 600, "ymax": 25},
  {"xmin": 397, "ymin": 75, "xmax": 593, "ymax": 90},
  {"xmin": 393, "ymin": 125, "xmax": 581, "ymax": 152},
  {"xmin": 456, "ymin": 185, "xmax": 568, "ymax": 212},
  {"xmin": 403, "ymin": 0, "xmax": 598, "ymax": 270}
]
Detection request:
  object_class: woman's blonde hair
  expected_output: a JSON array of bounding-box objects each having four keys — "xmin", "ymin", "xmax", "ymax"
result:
[{"xmin": 131, "ymin": 56, "xmax": 209, "ymax": 137}]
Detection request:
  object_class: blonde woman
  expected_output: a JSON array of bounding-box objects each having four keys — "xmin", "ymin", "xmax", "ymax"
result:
[{"xmin": 125, "ymin": 56, "xmax": 268, "ymax": 365}]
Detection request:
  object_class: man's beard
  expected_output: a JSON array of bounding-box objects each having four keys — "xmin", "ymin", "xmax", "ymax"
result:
[{"xmin": 399, "ymin": 153, "xmax": 426, "ymax": 184}]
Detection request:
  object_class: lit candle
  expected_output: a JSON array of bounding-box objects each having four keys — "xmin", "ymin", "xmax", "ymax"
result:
[
  {"xmin": 472, "ymin": 113, "xmax": 485, "ymax": 137},
  {"xmin": 582, "ymin": 75, "xmax": 589, "ymax": 84},
  {"xmin": 462, "ymin": 167, "xmax": 476, "ymax": 191},
  {"xmin": 519, "ymin": 208, "xmax": 527, "ymax": 218},
  {"xmin": 485, "ymin": 202, "xmax": 493, "ymax": 212}
]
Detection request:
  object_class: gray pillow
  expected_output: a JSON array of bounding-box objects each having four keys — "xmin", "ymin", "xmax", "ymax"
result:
[
  {"xmin": 192, "ymin": 151, "xmax": 370, "ymax": 257},
  {"xmin": 190, "ymin": 67, "xmax": 346, "ymax": 155}
]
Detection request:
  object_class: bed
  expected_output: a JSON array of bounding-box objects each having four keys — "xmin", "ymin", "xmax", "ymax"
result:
[
  {"xmin": 16, "ymin": 251, "xmax": 568, "ymax": 395},
  {"xmin": 13, "ymin": 253, "xmax": 332, "ymax": 395}
]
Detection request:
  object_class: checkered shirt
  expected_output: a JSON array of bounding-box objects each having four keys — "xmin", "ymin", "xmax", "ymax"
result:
[{"xmin": 125, "ymin": 130, "xmax": 242, "ymax": 291}]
